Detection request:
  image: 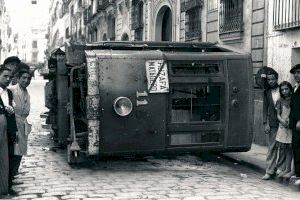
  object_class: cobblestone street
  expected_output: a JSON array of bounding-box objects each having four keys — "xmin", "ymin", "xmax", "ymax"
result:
[{"xmin": 5, "ymin": 80, "xmax": 300, "ymax": 200}]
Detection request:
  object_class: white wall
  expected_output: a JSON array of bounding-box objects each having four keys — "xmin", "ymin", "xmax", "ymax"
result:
[{"xmin": 267, "ymin": 0, "xmax": 300, "ymax": 84}]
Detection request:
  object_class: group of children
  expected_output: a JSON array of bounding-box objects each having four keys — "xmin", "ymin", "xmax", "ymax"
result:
[{"xmin": 262, "ymin": 69, "xmax": 296, "ymax": 181}]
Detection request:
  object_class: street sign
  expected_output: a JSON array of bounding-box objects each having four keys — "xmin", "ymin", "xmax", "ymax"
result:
[{"xmin": 145, "ymin": 60, "xmax": 169, "ymax": 93}]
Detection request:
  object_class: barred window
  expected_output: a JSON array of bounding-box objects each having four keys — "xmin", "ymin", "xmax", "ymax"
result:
[
  {"xmin": 181, "ymin": 0, "xmax": 203, "ymax": 41},
  {"xmin": 273, "ymin": 0, "xmax": 300, "ymax": 30},
  {"xmin": 219, "ymin": 0, "xmax": 243, "ymax": 34},
  {"xmin": 132, "ymin": 0, "xmax": 144, "ymax": 32},
  {"xmin": 133, "ymin": 1, "xmax": 144, "ymax": 41},
  {"xmin": 185, "ymin": 7, "xmax": 201, "ymax": 41}
]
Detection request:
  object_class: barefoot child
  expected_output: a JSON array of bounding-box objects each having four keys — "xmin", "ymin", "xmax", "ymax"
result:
[{"xmin": 275, "ymin": 81, "xmax": 294, "ymax": 178}]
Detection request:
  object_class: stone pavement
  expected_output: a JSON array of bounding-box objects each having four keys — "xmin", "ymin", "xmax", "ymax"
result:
[
  {"xmin": 4, "ymin": 80, "xmax": 300, "ymax": 200},
  {"xmin": 223, "ymin": 144, "xmax": 267, "ymax": 174}
]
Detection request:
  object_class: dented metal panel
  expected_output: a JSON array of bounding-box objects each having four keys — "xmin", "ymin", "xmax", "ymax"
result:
[
  {"xmin": 96, "ymin": 49, "xmax": 167, "ymax": 153},
  {"xmin": 85, "ymin": 53, "xmax": 100, "ymax": 155}
]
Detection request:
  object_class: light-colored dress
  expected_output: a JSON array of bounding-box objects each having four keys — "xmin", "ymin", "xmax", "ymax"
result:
[
  {"xmin": 275, "ymin": 98, "xmax": 292, "ymax": 144},
  {"xmin": 9, "ymin": 84, "xmax": 31, "ymax": 156}
]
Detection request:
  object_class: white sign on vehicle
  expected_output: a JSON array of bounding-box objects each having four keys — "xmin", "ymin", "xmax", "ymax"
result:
[{"xmin": 145, "ymin": 60, "xmax": 169, "ymax": 93}]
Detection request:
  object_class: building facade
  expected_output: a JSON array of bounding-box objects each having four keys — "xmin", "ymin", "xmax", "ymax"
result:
[
  {"xmin": 266, "ymin": 0, "xmax": 300, "ymax": 83},
  {"xmin": 3, "ymin": 0, "xmax": 48, "ymax": 69},
  {"xmin": 0, "ymin": 0, "xmax": 14, "ymax": 63},
  {"xmin": 48, "ymin": 0, "xmax": 69, "ymax": 54},
  {"xmin": 47, "ymin": 0, "xmax": 300, "ymax": 145}
]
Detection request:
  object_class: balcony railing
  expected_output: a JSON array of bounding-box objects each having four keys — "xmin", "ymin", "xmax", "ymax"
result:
[
  {"xmin": 181, "ymin": 0, "xmax": 203, "ymax": 12},
  {"xmin": 132, "ymin": 21, "xmax": 143, "ymax": 30},
  {"xmin": 273, "ymin": 0, "xmax": 300, "ymax": 30},
  {"xmin": 132, "ymin": 0, "xmax": 144, "ymax": 30},
  {"xmin": 186, "ymin": 30, "xmax": 201, "ymax": 41},
  {"xmin": 219, "ymin": 0, "xmax": 243, "ymax": 34},
  {"xmin": 185, "ymin": 7, "xmax": 201, "ymax": 41}
]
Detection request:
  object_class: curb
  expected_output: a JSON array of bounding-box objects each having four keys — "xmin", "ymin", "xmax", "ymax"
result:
[{"xmin": 221, "ymin": 153, "xmax": 265, "ymax": 174}]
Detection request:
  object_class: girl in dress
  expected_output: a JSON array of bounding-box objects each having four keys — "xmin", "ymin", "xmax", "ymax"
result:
[{"xmin": 276, "ymin": 81, "xmax": 294, "ymax": 178}]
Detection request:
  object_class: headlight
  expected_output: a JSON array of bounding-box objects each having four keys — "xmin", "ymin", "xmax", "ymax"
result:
[{"xmin": 113, "ymin": 97, "xmax": 133, "ymax": 116}]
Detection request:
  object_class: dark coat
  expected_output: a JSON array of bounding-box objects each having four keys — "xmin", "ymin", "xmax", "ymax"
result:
[
  {"xmin": 0, "ymin": 89, "xmax": 17, "ymax": 145},
  {"xmin": 263, "ymin": 88, "xmax": 279, "ymax": 128},
  {"xmin": 289, "ymin": 85, "xmax": 300, "ymax": 177},
  {"xmin": 289, "ymin": 86, "xmax": 300, "ymax": 131}
]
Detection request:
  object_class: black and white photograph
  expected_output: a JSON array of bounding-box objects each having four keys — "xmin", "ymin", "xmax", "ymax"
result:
[{"xmin": 0, "ymin": 0, "xmax": 300, "ymax": 199}]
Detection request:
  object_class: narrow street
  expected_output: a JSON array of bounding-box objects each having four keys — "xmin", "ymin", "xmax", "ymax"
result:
[{"xmin": 6, "ymin": 79, "xmax": 299, "ymax": 200}]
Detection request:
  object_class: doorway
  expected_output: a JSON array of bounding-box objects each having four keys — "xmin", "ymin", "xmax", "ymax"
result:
[{"xmin": 155, "ymin": 6, "xmax": 172, "ymax": 41}]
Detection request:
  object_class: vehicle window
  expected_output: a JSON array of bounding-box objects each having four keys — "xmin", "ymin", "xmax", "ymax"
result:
[
  {"xmin": 171, "ymin": 85, "xmax": 221, "ymax": 122},
  {"xmin": 171, "ymin": 63, "xmax": 219, "ymax": 75}
]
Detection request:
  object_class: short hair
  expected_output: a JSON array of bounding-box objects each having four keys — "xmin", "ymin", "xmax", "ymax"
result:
[
  {"xmin": 3, "ymin": 56, "xmax": 21, "ymax": 65},
  {"xmin": 0, "ymin": 66, "xmax": 12, "ymax": 75},
  {"xmin": 290, "ymin": 64, "xmax": 300, "ymax": 74},
  {"xmin": 279, "ymin": 81, "xmax": 293, "ymax": 98},
  {"xmin": 17, "ymin": 69, "xmax": 32, "ymax": 79},
  {"xmin": 16, "ymin": 62, "xmax": 30, "ymax": 72},
  {"xmin": 266, "ymin": 69, "xmax": 279, "ymax": 79}
]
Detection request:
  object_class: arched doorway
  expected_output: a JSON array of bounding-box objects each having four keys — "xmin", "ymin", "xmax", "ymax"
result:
[
  {"xmin": 121, "ymin": 33, "xmax": 129, "ymax": 41},
  {"xmin": 155, "ymin": 6, "xmax": 172, "ymax": 41}
]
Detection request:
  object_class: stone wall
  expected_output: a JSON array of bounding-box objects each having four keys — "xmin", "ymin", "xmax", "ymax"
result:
[
  {"xmin": 252, "ymin": 0, "xmax": 266, "ymax": 145},
  {"xmin": 205, "ymin": 0, "xmax": 267, "ymax": 145}
]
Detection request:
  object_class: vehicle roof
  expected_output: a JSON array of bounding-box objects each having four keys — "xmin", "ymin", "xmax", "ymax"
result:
[{"xmin": 80, "ymin": 41, "xmax": 247, "ymax": 54}]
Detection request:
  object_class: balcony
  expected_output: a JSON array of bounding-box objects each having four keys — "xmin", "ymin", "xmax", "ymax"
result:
[
  {"xmin": 132, "ymin": 21, "xmax": 143, "ymax": 30},
  {"xmin": 219, "ymin": 17, "xmax": 243, "ymax": 33},
  {"xmin": 273, "ymin": 0, "xmax": 300, "ymax": 31},
  {"xmin": 185, "ymin": 30, "xmax": 201, "ymax": 41},
  {"xmin": 181, "ymin": 0, "xmax": 203, "ymax": 12}
]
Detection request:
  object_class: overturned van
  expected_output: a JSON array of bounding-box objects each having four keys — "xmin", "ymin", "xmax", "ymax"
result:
[{"xmin": 44, "ymin": 41, "xmax": 253, "ymax": 164}]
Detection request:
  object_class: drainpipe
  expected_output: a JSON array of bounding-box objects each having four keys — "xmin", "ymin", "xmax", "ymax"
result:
[{"xmin": 263, "ymin": 0, "xmax": 269, "ymax": 66}]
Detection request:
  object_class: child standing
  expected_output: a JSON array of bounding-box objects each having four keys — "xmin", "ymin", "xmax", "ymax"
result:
[{"xmin": 275, "ymin": 81, "xmax": 294, "ymax": 178}]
